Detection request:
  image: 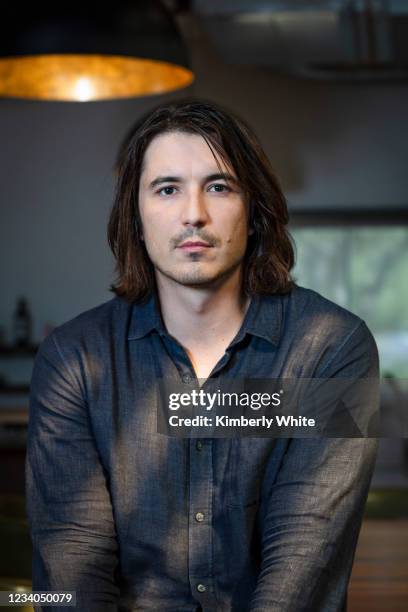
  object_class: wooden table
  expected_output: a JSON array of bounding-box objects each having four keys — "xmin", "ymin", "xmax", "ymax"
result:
[{"xmin": 348, "ymin": 520, "xmax": 408, "ymax": 611}]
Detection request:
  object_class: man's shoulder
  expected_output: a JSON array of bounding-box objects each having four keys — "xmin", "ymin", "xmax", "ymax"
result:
[
  {"xmin": 285, "ymin": 285, "xmax": 378, "ymax": 376},
  {"xmin": 287, "ymin": 284, "xmax": 363, "ymax": 333},
  {"xmin": 39, "ymin": 296, "xmax": 131, "ymax": 356},
  {"xmin": 281, "ymin": 284, "xmax": 376, "ymax": 354},
  {"xmin": 282, "ymin": 285, "xmax": 377, "ymax": 372}
]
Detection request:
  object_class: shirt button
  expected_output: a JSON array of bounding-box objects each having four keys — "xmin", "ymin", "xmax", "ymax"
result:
[
  {"xmin": 196, "ymin": 440, "xmax": 203, "ymax": 451},
  {"xmin": 195, "ymin": 512, "xmax": 205, "ymax": 522},
  {"xmin": 197, "ymin": 584, "xmax": 206, "ymax": 593},
  {"xmin": 182, "ymin": 373, "xmax": 192, "ymax": 383}
]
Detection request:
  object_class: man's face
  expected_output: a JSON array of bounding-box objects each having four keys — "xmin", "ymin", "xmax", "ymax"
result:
[{"xmin": 138, "ymin": 131, "xmax": 252, "ymax": 289}]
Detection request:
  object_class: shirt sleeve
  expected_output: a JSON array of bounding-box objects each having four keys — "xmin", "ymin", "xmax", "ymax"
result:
[
  {"xmin": 249, "ymin": 321, "xmax": 379, "ymax": 612},
  {"xmin": 26, "ymin": 333, "xmax": 120, "ymax": 611}
]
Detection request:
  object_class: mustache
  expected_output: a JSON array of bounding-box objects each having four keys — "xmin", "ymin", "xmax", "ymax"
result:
[{"xmin": 171, "ymin": 230, "xmax": 220, "ymax": 249}]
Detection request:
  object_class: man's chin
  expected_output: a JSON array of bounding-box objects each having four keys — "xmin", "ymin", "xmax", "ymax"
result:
[
  {"xmin": 170, "ymin": 273, "xmax": 221, "ymax": 287},
  {"xmin": 157, "ymin": 267, "xmax": 232, "ymax": 288}
]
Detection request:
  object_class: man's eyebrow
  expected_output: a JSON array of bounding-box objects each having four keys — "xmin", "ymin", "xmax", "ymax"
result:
[
  {"xmin": 148, "ymin": 176, "xmax": 182, "ymax": 190},
  {"xmin": 205, "ymin": 173, "xmax": 239, "ymax": 184}
]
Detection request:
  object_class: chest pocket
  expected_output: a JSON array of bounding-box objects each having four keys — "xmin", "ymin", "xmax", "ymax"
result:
[{"xmin": 227, "ymin": 439, "xmax": 279, "ymax": 507}]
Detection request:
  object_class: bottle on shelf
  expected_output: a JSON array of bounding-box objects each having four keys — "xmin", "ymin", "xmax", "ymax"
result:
[{"xmin": 13, "ymin": 297, "xmax": 32, "ymax": 348}]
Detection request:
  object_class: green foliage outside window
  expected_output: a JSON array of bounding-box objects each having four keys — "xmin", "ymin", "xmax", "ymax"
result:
[{"xmin": 291, "ymin": 227, "xmax": 408, "ymax": 377}]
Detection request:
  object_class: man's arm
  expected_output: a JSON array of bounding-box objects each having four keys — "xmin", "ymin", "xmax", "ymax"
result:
[
  {"xmin": 250, "ymin": 321, "xmax": 379, "ymax": 612},
  {"xmin": 26, "ymin": 333, "xmax": 120, "ymax": 611}
]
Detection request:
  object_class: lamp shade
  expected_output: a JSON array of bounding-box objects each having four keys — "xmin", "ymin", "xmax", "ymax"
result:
[{"xmin": 0, "ymin": 2, "xmax": 194, "ymax": 101}]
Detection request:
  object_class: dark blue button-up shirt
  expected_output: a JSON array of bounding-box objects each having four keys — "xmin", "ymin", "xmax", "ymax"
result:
[{"xmin": 26, "ymin": 285, "xmax": 378, "ymax": 611}]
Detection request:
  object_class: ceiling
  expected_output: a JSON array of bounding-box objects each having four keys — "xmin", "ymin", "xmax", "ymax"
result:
[{"xmin": 183, "ymin": 0, "xmax": 408, "ymax": 81}]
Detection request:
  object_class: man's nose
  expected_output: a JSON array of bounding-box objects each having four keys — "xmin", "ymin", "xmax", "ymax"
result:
[{"xmin": 181, "ymin": 190, "xmax": 210, "ymax": 227}]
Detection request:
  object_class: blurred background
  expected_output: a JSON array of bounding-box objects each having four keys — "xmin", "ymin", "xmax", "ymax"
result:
[{"xmin": 0, "ymin": 1, "xmax": 407, "ymax": 610}]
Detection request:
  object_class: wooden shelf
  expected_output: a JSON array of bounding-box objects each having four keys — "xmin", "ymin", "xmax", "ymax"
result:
[
  {"xmin": 0, "ymin": 407, "xmax": 28, "ymax": 425},
  {"xmin": 0, "ymin": 345, "xmax": 38, "ymax": 357},
  {"xmin": 0, "ymin": 386, "xmax": 30, "ymax": 395}
]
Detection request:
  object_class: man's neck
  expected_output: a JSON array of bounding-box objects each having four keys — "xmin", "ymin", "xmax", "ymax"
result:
[{"xmin": 155, "ymin": 270, "xmax": 251, "ymax": 350}]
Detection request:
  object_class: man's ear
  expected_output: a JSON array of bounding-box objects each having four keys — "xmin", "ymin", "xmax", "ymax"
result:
[{"xmin": 248, "ymin": 226, "xmax": 255, "ymax": 236}]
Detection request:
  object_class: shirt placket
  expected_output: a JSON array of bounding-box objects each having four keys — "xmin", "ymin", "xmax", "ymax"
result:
[
  {"xmin": 188, "ymin": 436, "xmax": 217, "ymax": 610},
  {"xmin": 159, "ymin": 333, "xmax": 221, "ymax": 610}
]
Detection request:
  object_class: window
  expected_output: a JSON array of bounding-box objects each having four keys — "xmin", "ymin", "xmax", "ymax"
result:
[{"xmin": 291, "ymin": 224, "xmax": 408, "ymax": 377}]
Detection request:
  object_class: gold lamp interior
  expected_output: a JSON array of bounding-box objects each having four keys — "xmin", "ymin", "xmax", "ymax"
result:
[{"xmin": 0, "ymin": 54, "xmax": 194, "ymax": 101}]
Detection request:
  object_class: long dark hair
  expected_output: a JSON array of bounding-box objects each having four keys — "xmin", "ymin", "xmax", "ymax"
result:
[{"xmin": 108, "ymin": 98, "xmax": 295, "ymax": 303}]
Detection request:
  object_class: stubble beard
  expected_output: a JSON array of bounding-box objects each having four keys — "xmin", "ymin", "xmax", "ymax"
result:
[{"xmin": 154, "ymin": 256, "xmax": 244, "ymax": 289}]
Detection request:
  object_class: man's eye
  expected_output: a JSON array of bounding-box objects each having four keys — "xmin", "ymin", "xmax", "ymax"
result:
[
  {"xmin": 158, "ymin": 186, "xmax": 177, "ymax": 196},
  {"xmin": 208, "ymin": 184, "xmax": 231, "ymax": 193}
]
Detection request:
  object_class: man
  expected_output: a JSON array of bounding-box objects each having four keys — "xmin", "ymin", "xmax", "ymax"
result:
[{"xmin": 26, "ymin": 99, "xmax": 378, "ymax": 611}]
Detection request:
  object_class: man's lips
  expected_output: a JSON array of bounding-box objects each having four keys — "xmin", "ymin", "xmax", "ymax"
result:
[{"xmin": 177, "ymin": 241, "xmax": 212, "ymax": 249}]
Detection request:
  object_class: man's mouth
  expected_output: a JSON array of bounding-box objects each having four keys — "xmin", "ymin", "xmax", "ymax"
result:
[{"xmin": 177, "ymin": 241, "xmax": 212, "ymax": 251}]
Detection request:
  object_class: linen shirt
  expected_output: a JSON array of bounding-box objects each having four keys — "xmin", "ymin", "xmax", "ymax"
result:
[{"xmin": 26, "ymin": 284, "xmax": 379, "ymax": 612}]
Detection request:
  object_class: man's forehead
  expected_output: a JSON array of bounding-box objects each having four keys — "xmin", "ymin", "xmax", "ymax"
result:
[{"xmin": 141, "ymin": 131, "xmax": 234, "ymax": 177}]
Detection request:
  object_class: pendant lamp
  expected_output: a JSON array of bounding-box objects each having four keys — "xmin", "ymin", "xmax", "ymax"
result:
[{"xmin": 0, "ymin": 2, "xmax": 194, "ymax": 101}]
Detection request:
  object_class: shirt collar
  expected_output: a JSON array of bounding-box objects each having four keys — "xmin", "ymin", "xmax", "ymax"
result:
[
  {"xmin": 229, "ymin": 293, "xmax": 283, "ymax": 347},
  {"xmin": 127, "ymin": 290, "xmax": 166, "ymax": 340},
  {"xmin": 127, "ymin": 290, "xmax": 283, "ymax": 347}
]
